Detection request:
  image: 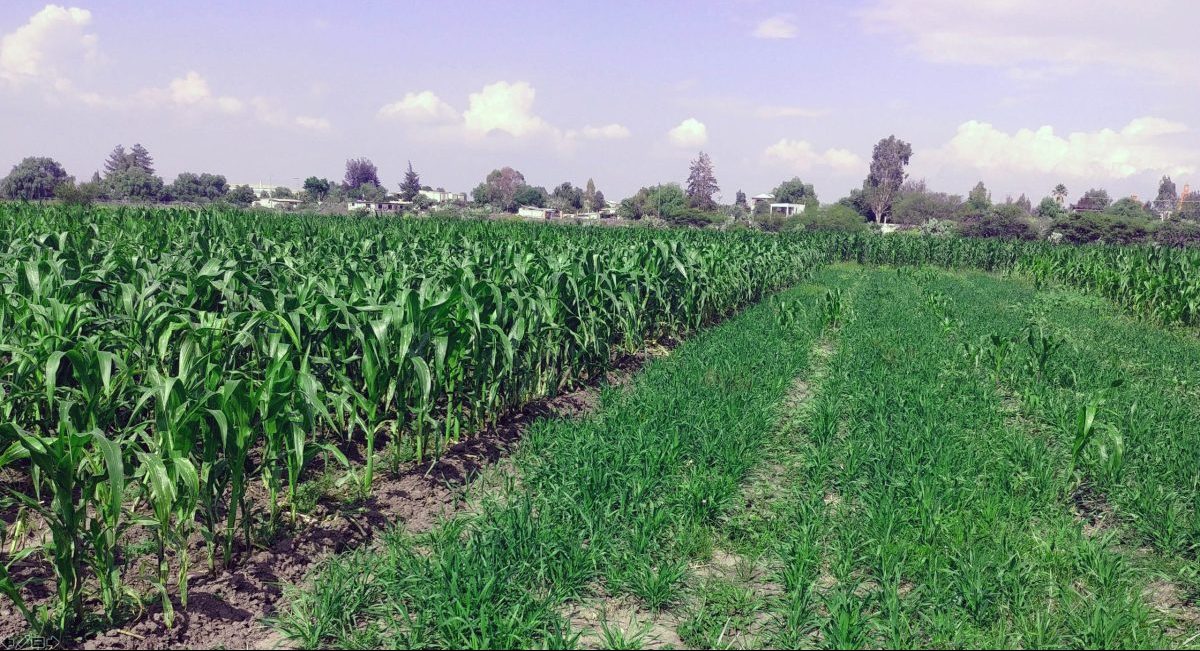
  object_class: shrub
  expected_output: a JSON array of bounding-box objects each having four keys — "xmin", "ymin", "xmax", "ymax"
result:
[
  {"xmin": 1052, "ymin": 212, "xmax": 1151, "ymax": 245},
  {"xmin": 1153, "ymin": 220, "xmax": 1200, "ymax": 248},
  {"xmin": 957, "ymin": 205, "xmax": 1039, "ymax": 240},
  {"xmin": 793, "ymin": 204, "xmax": 870, "ymax": 233}
]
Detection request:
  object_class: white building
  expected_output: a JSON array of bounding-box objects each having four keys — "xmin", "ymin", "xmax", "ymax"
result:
[
  {"xmin": 349, "ymin": 199, "xmax": 412, "ymax": 214},
  {"xmin": 419, "ymin": 189, "xmax": 467, "ymax": 203},
  {"xmin": 769, "ymin": 203, "xmax": 806, "ymax": 217},
  {"xmin": 254, "ymin": 197, "xmax": 303, "ymax": 210},
  {"xmin": 518, "ymin": 206, "xmax": 560, "ymax": 220}
]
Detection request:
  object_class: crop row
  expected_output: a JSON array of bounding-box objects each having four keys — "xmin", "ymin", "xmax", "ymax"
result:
[{"xmin": 0, "ymin": 204, "xmax": 823, "ymax": 636}]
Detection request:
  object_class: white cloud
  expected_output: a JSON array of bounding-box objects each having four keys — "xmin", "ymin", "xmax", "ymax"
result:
[
  {"xmin": 381, "ymin": 81, "xmax": 628, "ymax": 151},
  {"xmin": 576, "ymin": 124, "xmax": 631, "ymax": 140},
  {"xmin": 668, "ymin": 118, "xmax": 708, "ymax": 147},
  {"xmin": 160, "ymin": 71, "xmax": 243, "ymax": 114},
  {"xmin": 753, "ymin": 15, "xmax": 798, "ymax": 39},
  {"xmin": 754, "ymin": 105, "xmax": 829, "ymax": 119},
  {"xmin": 764, "ymin": 139, "xmax": 865, "ymax": 174},
  {"xmin": 930, "ymin": 118, "xmax": 1195, "ymax": 179},
  {"xmin": 861, "ymin": 0, "xmax": 1200, "ymax": 84},
  {"xmin": 0, "ymin": 4, "xmax": 97, "ymax": 84},
  {"xmin": 294, "ymin": 115, "xmax": 331, "ymax": 132},
  {"xmin": 0, "ymin": 5, "xmax": 328, "ymax": 131},
  {"xmin": 463, "ymin": 81, "xmax": 549, "ymax": 137},
  {"xmin": 378, "ymin": 90, "xmax": 459, "ymax": 123}
]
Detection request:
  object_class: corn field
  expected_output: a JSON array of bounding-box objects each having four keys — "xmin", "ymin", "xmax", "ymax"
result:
[
  {"xmin": 811, "ymin": 233, "xmax": 1200, "ymax": 326},
  {"xmin": 5, "ymin": 204, "xmax": 1200, "ymax": 641},
  {"xmin": 0, "ymin": 203, "xmax": 826, "ymax": 636}
]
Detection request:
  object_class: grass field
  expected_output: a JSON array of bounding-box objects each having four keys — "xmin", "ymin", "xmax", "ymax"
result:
[{"xmin": 3, "ymin": 204, "xmax": 1200, "ymax": 648}]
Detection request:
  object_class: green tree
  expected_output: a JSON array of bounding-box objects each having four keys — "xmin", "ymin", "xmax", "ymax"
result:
[
  {"xmin": 771, "ymin": 177, "xmax": 818, "ymax": 208},
  {"xmin": 1153, "ymin": 175, "xmax": 1178, "ymax": 218},
  {"xmin": 1106, "ymin": 197, "xmax": 1154, "ymax": 221},
  {"xmin": 228, "ymin": 185, "xmax": 257, "ymax": 206},
  {"xmin": 514, "ymin": 184, "xmax": 549, "ymax": 208},
  {"xmin": 584, "ymin": 178, "xmax": 598, "ymax": 211},
  {"xmin": 966, "ymin": 181, "xmax": 991, "ymax": 211},
  {"xmin": 685, "ymin": 151, "xmax": 719, "ymax": 210},
  {"xmin": 0, "ymin": 157, "xmax": 71, "ymax": 200},
  {"xmin": 863, "ymin": 135, "xmax": 912, "ymax": 223},
  {"xmin": 1035, "ymin": 196, "xmax": 1067, "ymax": 220},
  {"xmin": 734, "ymin": 189, "xmax": 747, "ymax": 208},
  {"xmin": 551, "ymin": 182, "xmax": 583, "ymax": 211},
  {"xmin": 473, "ymin": 167, "xmax": 526, "ymax": 212},
  {"xmin": 399, "ymin": 161, "xmax": 421, "ymax": 201},
  {"xmin": 170, "ymin": 173, "xmax": 229, "ymax": 202},
  {"xmin": 105, "ymin": 168, "xmax": 164, "ymax": 202},
  {"xmin": 1076, "ymin": 188, "xmax": 1111, "ymax": 211},
  {"xmin": 303, "ymin": 176, "xmax": 331, "ymax": 201},
  {"xmin": 343, "ymin": 158, "xmax": 380, "ymax": 190}
]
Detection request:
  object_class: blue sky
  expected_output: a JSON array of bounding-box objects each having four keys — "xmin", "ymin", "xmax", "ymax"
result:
[{"xmin": 2, "ymin": 1, "xmax": 1198, "ymax": 203}]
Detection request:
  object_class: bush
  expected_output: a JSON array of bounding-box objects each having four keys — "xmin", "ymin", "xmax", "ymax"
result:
[
  {"xmin": 663, "ymin": 208, "xmax": 726, "ymax": 228},
  {"xmin": 1052, "ymin": 212, "xmax": 1151, "ymax": 245},
  {"xmin": 792, "ymin": 204, "xmax": 870, "ymax": 233},
  {"xmin": 1153, "ymin": 220, "xmax": 1200, "ymax": 248},
  {"xmin": 54, "ymin": 181, "xmax": 99, "ymax": 207},
  {"xmin": 957, "ymin": 206, "xmax": 1039, "ymax": 240}
]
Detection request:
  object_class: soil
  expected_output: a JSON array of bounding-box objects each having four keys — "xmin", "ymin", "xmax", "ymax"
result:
[{"xmin": 0, "ymin": 353, "xmax": 648, "ymax": 651}]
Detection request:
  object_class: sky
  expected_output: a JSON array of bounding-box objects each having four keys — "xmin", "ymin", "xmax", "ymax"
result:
[{"xmin": 2, "ymin": 0, "xmax": 1199, "ymax": 203}]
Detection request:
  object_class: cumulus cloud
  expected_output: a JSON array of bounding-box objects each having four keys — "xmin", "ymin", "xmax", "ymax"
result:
[
  {"xmin": 156, "ymin": 71, "xmax": 244, "ymax": 114},
  {"xmin": 861, "ymin": 0, "xmax": 1200, "ymax": 83},
  {"xmin": 930, "ymin": 118, "xmax": 1195, "ymax": 178},
  {"xmin": 764, "ymin": 139, "xmax": 865, "ymax": 174},
  {"xmin": 379, "ymin": 81, "xmax": 628, "ymax": 150},
  {"xmin": 0, "ymin": 4, "xmax": 97, "ymax": 84},
  {"xmin": 753, "ymin": 15, "xmax": 798, "ymax": 39},
  {"xmin": 0, "ymin": 5, "xmax": 329, "ymax": 131},
  {"xmin": 378, "ymin": 90, "xmax": 459, "ymax": 123},
  {"xmin": 461, "ymin": 81, "xmax": 550, "ymax": 137},
  {"xmin": 668, "ymin": 118, "xmax": 708, "ymax": 147}
]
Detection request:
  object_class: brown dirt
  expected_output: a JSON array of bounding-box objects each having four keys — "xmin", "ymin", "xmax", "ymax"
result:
[
  {"xmin": 565, "ymin": 589, "xmax": 687, "ymax": 650},
  {"xmin": 0, "ymin": 354, "xmax": 647, "ymax": 651},
  {"xmin": 1071, "ymin": 483, "xmax": 1116, "ymax": 538}
]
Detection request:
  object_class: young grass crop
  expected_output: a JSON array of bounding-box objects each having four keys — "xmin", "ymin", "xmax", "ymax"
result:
[{"xmin": 271, "ymin": 276, "xmax": 830, "ymax": 648}]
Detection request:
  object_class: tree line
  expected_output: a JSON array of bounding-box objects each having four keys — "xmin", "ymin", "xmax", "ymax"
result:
[{"xmin": 0, "ymin": 148, "xmax": 451, "ymax": 210}]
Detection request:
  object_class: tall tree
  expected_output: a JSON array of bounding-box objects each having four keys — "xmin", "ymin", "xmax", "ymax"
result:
[
  {"xmin": 735, "ymin": 189, "xmax": 747, "ymax": 208},
  {"xmin": 685, "ymin": 151, "xmax": 719, "ymax": 210},
  {"xmin": 593, "ymin": 190, "xmax": 606, "ymax": 212},
  {"xmin": 966, "ymin": 182, "xmax": 992, "ymax": 211},
  {"xmin": 399, "ymin": 161, "xmax": 421, "ymax": 201},
  {"xmin": 103, "ymin": 145, "xmax": 128, "ymax": 176},
  {"xmin": 1015, "ymin": 194, "xmax": 1032, "ymax": 214},
  {"xmin": 0, "ymin": 157, "xmax": 71, "ymax": 200},
  {"xmin": 551, "ymin": 182, "xmax": 583, "ymax": 211},
  {"xmin": 472, "ymin": 167, "xmax": 526, "ymax": 212},
  {"xmin": 1154, "ymin": 175, "xmax": 1179, "ymax": 218},
  {"xmin": 863, "ymin": 135, "xmax": 912, "ymax": 223},
  {"xmin": 1052, "ymin": 183, "xmax": 1069, "ymax": 205},
  {"xmin": 303, "ymin": 176, "xmax": 331, "ymax": 201},
  {"xmin": 343, "ymin": 158, "xmax": 381, "ymax": 190},
  {"xmin": 129, "ymin": 144, "xmax": 154, "ymax": 174},
  {"xmin": 584, "ymin": 178, "xmax": 597, "ymax": 211}
]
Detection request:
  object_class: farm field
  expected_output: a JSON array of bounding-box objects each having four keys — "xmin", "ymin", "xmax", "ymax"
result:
[{"xmin": 2, "ymin": 205, "xmax": 1200, "ymax": 649}]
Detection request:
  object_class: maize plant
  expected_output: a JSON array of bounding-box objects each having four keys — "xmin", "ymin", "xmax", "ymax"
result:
[{"xmin": 0, "ymin": 203, "xmax": 824, "ymax": 638}]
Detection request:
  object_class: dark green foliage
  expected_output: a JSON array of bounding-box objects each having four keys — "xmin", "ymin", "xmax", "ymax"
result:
[
  {"xmin": 1, "ymin": 157, "xmax": 71, "ymax": 200},
  {"xmin": 958, "ymin": 205, "xmax": 1039, "ymax": 240}
]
